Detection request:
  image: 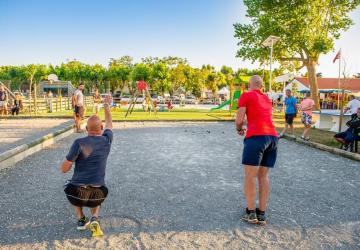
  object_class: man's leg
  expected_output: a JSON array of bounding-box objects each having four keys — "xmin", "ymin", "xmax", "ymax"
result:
[
  {"xmin": 74, "ymin": 206, "xmax": 85, "ymax": 219},
  {"xmin": 289, "ymin": 124, "xmax": 294, "ymax": 135},
  {"xmin": 90, "ymin": 206, "xmax": 101, "ymax": 218},
  {"xmin": 75, "ymin": 115, "xmax": 81, "ymax": 131},
  {"xmin": 258, "ymin": 166, "xmax": 270, "ymax": 212},
  {"xmin": 241, "ymin": 165, "xmax": 259, "ymax": 223},
  {"xmin": 244, "ymin": 165, "xmax": 259, "ymax": 210},
  {"xmin": 303, "ymin": 125, "xmax": 311, "ymax": 138},
  {"xmin": 281, "ymin": 123, "xmax": 289, "ymax": 136},
  {"xmin": 89, "ymin": 205, "xmax": 104, "ymax": 236}
]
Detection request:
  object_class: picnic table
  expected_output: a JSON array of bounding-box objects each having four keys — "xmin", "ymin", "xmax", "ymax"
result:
[{"xmin": 313, "ymin": 110, "xmax": 352, "ymax": 132}]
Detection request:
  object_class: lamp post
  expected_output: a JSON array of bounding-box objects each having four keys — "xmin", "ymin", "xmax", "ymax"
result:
[{"xmin": 262, "ymin": 35, "xmax": 280, "ymax": 93}]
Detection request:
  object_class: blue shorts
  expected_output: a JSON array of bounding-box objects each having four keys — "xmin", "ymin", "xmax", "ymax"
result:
[{"xmin": 242, "ymin": 136, "xmax": 278, "ymax": 168}]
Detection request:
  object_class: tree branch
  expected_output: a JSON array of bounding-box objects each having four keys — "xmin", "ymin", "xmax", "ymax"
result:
[
  {"xmin": 280, "ymin": 57, "xmax": 307, "ymax": 62},
  {"xmin": 296, "ymin": 64, "xmax": 306, "ymax": 71}
]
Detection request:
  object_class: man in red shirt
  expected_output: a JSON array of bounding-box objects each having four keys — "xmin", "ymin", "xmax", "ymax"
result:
[{"xmin": 236, "ymin": 75, "xmax": 278, "ymax": 225}]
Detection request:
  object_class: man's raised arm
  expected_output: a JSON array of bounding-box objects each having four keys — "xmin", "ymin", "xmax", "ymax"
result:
[{"xmin": 103, "ymin": 94, "xmax": 113, "ymax": 130}]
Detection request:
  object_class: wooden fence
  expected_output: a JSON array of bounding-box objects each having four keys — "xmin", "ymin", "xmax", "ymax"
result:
[{"xmin": 20, "ymin": 96, "xmax": 94, "ymax": 114}]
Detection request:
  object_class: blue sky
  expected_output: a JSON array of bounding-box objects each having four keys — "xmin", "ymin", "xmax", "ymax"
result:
[{"xmin": 0, "ymin": 0, "xmax": 359, "ymax": 77}]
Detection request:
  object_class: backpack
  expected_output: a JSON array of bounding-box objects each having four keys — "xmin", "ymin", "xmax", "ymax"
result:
[{"xmin": 71, "ymin": 92, "xmax": 77, "ymax": 108}]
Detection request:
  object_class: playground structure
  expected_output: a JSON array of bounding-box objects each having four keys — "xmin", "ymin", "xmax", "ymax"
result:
[
  {"xmin": 0, "ymin": 81, "xmax": 16, "ymax": 111},
  {"xmin": 211, "ymin": 89, "xmax": 241, "ymax": 111},
  {"xmin": 125, "ymin": 81, "xmax": 154, "ymax": 118}
]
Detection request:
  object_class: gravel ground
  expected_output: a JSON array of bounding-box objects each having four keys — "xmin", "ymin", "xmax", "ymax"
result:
[
  {"xmin": 0, "ymin": 122, "xmax": 359, "ymax": 249},
  {"xmin": 0, "ymin": 119, "xmax": 73, "ymax": 153}
]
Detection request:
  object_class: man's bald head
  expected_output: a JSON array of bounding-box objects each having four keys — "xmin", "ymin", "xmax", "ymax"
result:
[
  {"xmin": 87, "ymin": 115, "xmax": 103, "ymax": 134},
  {"xmin": 249, "ymin": 75, "xmax": 263, "ymax": 90}
]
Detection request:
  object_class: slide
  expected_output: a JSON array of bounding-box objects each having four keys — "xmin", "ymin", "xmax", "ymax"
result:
[
  {"xmin": 211, "ymin": 99, "xmax": 231, "ymax": 111},
  {"xmin": 211, "ymin": 90, "xmax": 241, "ymax": 111}
]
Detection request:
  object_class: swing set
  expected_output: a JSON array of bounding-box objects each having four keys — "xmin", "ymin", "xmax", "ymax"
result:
[{"xmin": 125, "ymin": 80, "xmax": 154, "ymax": 118}]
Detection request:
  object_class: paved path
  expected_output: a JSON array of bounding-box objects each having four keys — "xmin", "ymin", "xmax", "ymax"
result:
[
  {"xmin": 0, "ymin": 119, "xmax": 73, "ymax": 153},
  {"xmin": 0, "ymin": 122, "xmax": 359, "ymax": 249}
]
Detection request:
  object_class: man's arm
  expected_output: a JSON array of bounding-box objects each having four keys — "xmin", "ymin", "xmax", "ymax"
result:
[
  {"xmin": 61, "ymin": 140, "xmax": 80, "ymax": 173},
  {"xmin": 61, "ymin": 160, "xmax": 73, "ymax": 173},
  {"xmin": 294, "ymin": 98, "xmax": 298, "ymax": 113},
  {"xmin": 103, "ymin": 94, "xmax": 113, "ymax": 130},
  {"xmin": 236, "ymin": 107, "xmax": 246, "ymax": 136}
]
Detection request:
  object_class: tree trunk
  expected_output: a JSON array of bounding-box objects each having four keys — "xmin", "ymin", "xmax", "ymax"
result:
[
  {"xmin": 29, "ymin": 76, "xmax": 33, "ymax": 116},
  {"xmin": 306, "ymin": 60, "xmax": 320, "ymax": 110},
  {"xmin": 34, "ymin": 81, "xmax": 37, "ymax": 115}
]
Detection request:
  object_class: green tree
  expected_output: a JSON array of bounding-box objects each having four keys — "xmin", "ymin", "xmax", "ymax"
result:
[
  {"xmin": 234, "ymin": 0, "xmax": 360, "ymax": 109},
  {"xmin": 89, "ymin": 64, "xmax": 106, "ymax": 91},
  {"xmin": 109, "ymin": 56, "xmax": 133, "ymax": 67},
  {"xmin": 220, "ymin": 66, "xmax": 233, "ymax": 85},
  {"xmin": 0, "ymin": 66, "xmax": 27, "ymax": 91},
  {"xmin": 151, "ymin": 62, "xmax": 171, "ymax": 95},
  {"xmin": 169, "ymin": 63, "xmax": 187, "ymax": 95},
  {"xmin": 33, "ymin": 65, "xmax": 48, "ymax": 114},
  {"xmin": 107, "ymin": 65, "xmax": 132, "ymax": 92},
  {"xmin": 24, "ymin": 64, "xmax": 38, "ymax": 115}
]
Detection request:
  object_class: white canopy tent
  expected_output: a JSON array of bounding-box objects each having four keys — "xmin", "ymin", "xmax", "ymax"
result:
[{"xmin": 218, "ymin": 87, "xmax": 230, "ymax": 95}]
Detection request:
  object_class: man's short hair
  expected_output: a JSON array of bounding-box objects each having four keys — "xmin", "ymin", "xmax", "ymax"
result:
[
  {"xmin": 79, "ymin": 83, "xmax": 85, "ymax": 87},
  {"xmin": 250, "ymin": 75, "xmax": 263, "ymax": 87},
  {"xmin": 305, "ymin": 92, "xmax": 311, "ymax": 97},
  {"xmin": 286, "ymin": 89, "xmax": 291, "ymax": 93},
  {"xmin": 349, "ymin": 95, "xmax": 355, "ymax": 99}
]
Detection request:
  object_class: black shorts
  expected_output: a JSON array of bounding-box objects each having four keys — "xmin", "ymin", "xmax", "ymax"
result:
[
  {"xmin": 285, "ymin": 113, "xmax": 296, "ymax": 125},
  {"xmin": 74, "ymin": 106, "xmax": 85, "ymax": 119},
  {"xmin": 242, "ymin": 136, "xmax": 278, "ymax": 168},
  {"xmin": 64, "ymin": 184, "xmax": 108, "ymax": 208}
]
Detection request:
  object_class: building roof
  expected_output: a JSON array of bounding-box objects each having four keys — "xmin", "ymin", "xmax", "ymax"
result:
[{"xmin": 294, "ymin": 77, "xmax": 360, "ymax": 92}]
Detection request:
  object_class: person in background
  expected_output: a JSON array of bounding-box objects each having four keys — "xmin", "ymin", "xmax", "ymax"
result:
[
  {"xmin": 142, "ymin": 98, "xmax": 147, "ymax": 112},
  {"xmin": 334, "ymin": 107, "xmax": 360, "ymax": 151},
  {"xmin": 153, "ymin": 99, "xmax": 158, "ymax": 114},
  {"xmin": 167, "ymin": 98, "xmax": 173, "ymax": 111},
  {"xmin": 72, "ymin": 83, "xmax": 85, "ymax": 133},
  {"xmin": 300, "ymin": 92, "xmax": 315, "ymax": 141},
  {"xmin": 344, "ymin": 95, "xmax": 360, "ymax": 119},
  {"xmin": 279, "ymin": 89, "xmax": 297, "ymax": 137},
  {"xmin": 11, "ymin": 93, "xmax": 22, "ymax": 116},
  {"xmin": 146, "ymin": 97, "xmax": 152, "ymax": 114},
  {"xmin": 93, "ymin": 89, "xmax": 101, "ymax": 114},
  {"xmin": 0, "ymin": 85, "xmax": 9, "ymax": 118}
]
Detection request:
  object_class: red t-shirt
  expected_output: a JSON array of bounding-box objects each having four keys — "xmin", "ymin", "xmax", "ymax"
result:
[{"xmin": 237, "ymin": 89, "xmax": 278, "ymax": 138}]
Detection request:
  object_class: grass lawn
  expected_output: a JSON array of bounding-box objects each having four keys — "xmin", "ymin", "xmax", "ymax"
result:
[
  {"xmin": 30, "ymin": 107, "xmax": 236, "ymax": 121},
  {"xmin": 272, "ymin": 112, "xmax": 341, "ymax": 149}
]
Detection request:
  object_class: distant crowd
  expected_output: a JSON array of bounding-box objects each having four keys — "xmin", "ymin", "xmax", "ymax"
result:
[{"xmin": 278, "ymin": 89, "xmax": 360, "ymax": 152}]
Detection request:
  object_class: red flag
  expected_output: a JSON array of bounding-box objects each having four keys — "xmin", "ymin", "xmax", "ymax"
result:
[{"xmin": 333, "ymin": 50, "xmax": 341, "ymax": 63}]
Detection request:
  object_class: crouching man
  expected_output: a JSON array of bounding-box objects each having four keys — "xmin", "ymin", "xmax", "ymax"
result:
[{"xmin": 61, "ymin": 94, "xmax": 113, "ymax": 237}]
